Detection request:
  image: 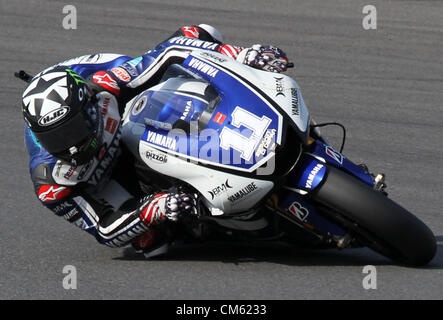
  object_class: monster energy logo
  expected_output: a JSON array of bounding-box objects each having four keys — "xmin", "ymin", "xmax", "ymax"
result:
[
  {"xmin": 65, "ymin": 68, "xmax": 86, "ymax": 85},
  {"xmin": 90, "ymin": 138, "xmax": 98, "ymax": 149}
]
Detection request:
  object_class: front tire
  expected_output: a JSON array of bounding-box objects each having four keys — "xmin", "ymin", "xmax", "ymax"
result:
[{"xmin": 311, "ymin": 166, "xmax": 436, "ymax": 266}]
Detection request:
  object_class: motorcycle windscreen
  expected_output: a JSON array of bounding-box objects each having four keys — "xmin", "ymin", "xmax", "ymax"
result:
[{"xmin": 129, "ymin": 89, "xmax": 210, "ymax": 129}]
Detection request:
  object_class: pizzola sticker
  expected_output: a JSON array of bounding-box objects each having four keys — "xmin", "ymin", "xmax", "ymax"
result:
[{"xmin": 110, "ymin": 67, "xmax": 131, "ymax": 82}]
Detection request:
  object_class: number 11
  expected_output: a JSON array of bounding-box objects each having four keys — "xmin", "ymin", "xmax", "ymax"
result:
[{"xmin": 219, "ymin": 106, "xmax": 271, "ymax": 161}]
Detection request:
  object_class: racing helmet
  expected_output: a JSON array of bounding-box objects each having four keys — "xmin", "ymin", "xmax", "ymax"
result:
[{"xmin": 22, "ymin": 66, "xmax": 103, "ymax": 165}]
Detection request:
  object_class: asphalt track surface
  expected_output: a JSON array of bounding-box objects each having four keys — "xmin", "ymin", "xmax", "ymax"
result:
[{"xmin": 1, "ymin": 0, "xmax": 442, "ymax": 300}]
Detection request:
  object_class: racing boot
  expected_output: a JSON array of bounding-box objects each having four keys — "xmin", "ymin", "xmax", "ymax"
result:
[{"xmin": 131, "ymin": 226, "xmax": 169, "ymax": 259}]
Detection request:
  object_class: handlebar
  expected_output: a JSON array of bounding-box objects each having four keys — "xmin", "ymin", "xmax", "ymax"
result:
[{"xmin": 14, "ymin": 70, "xmax": 34, "ymax": 83}]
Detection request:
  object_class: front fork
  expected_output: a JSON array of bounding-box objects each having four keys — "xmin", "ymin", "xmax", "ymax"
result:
[{"xmin": 267, "ymin": 125, "xmax": 387, "ymax": 249}]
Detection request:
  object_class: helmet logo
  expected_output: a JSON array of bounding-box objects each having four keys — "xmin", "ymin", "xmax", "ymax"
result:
[
  {"xmin": 78, "ymin": 87, "xmax": 84, "ymax": 101},
  {"xmin": 38, "ymin": 106, "xmax": 70, "ymax": 126},
  {"xmin": 65, "ymin": 68, "xmax": 86, "ymax": 85}
]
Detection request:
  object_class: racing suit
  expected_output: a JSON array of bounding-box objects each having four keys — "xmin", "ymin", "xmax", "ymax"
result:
[{"xmin": 25, "ymin": 25, "xmax": 281, "ymax": 251}]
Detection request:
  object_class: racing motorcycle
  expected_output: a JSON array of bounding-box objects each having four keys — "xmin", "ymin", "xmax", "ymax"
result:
[
  {"xmin": 16, "ymin": 49, "xmax": 436, "ymax": 266},
  {"xmin": 120, "ymin": 50, "xmax": 436, "ymax": 266}
]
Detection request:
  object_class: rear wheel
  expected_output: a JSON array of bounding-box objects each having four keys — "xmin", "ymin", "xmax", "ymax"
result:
[{"xmin": 311, "ymin": 165, "xmax": 436, "ymax": 266}]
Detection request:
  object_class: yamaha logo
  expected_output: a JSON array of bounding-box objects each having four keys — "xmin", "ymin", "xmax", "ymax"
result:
[{"xmin": 38, "ymin": 106, "xmax": 70, "ymax": 126}]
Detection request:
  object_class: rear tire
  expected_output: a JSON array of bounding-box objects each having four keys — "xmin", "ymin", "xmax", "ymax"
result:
[{"xmin": 311, "ymin": 166, "xmax": 436, "ymax": 266}]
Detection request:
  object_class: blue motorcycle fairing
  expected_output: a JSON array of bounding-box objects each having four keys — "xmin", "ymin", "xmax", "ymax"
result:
[
  {"xmin": 129, "ymin": 89, "xmax": 208, "ymax": 126},
  {"xmin": 134, "ymin": 57, "xmax": 282, "ymax": 173},
  {"xmin": 183, "ymin": 54, "xmax": 282, "ymax": 170},
  {"xmin": 286, "ymin": 155, "xmax": 326, "ymax": 191},
  {"xmin": 307, "ymin": 140, "xmax": 374, "ymax": 187},
  {"xmin": 273, "ymin": 189, "xmax": 345, "ymax": 236},
  {"xmin": 122, "ymin": 36, "xmax": 224, "ymax": 88},
  {"xmin": 286, "ymin": 140, "xmax": 374, "ymax": 192}
]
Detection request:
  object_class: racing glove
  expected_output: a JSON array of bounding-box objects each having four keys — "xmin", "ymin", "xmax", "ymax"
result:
[
  {"xmin": 138, "ymin": 193, "xmax": 197, "ymax": 226},
  {"xmin": 238, "ymin": 44, "xmax": 290, "ymax": 73}
]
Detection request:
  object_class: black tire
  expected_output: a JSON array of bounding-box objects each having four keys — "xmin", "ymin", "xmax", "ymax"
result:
[{"xmin": 311, "ymin": 165, "xmax": 436, "ymax": 266}]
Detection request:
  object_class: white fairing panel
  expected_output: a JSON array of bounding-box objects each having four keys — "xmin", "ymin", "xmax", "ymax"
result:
[
  {"xmin": 123, "ymin": 49, "xmax": 312, "ymax": 215},
  {"xmin": 139, "ymin": 142, "xmax": 274, "ymax": 214}
]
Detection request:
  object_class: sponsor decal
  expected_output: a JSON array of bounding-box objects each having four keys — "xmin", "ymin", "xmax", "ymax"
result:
[
  {"xmin": 38, "ymin": 106, "xmax": 70, "ymax": 126},
  {"xmin": 54, "ymin": 162, "xmax": 63, "ymax": 177},
  {"xmin": 101, "ymin": 97, "xmax": 110, "ymax": 116},
  {"xmin": 305, "ymin": 164, "xmax": 324, "ymax": 189},
  {"xmin": 187, "ymin": 57, "xmax": 219, "ymax": 78},
  {"xmin": 181, "ymin": 101, "xmax": 192, "ymax": 120},
  {"xmin": 127, "ymin": 56, "xmax": 142, "ymax": 68},
  {"xmin": 325, "ymin": 146, "xmax": 344, "ymax": 164},
  {"xmin": 213, "ymin": 112, "xmax": 226, "ymax": 125},
  {"xmin": 110, "ymin": 67, "xmax": 131, "ymax": 82},
  {"xmin": 288, "ymin": 202, "xmax": 309, "ymax": 221},
  {"xmin": 256, "ymin": 129, "xmax": 276, "ymax": 157},
  {"xmin": 121, "ymin": 63, "xmax": 139, "ymax": 77},
  {"xmin": 77, "ymin": 159, "xmax": 93, "ymax": 180},
  {"xmin": 63, "ymin": 165, "xmax": 77, "ymax": 180},
  {"xmin": 291, "ymin": 88, "xmax": 299, "ymax": 116},
  {"xmin": 85, "ymin": 54, "xmax": 101, "ymax": 63},
  {"xmin": 38, "ymin": 185, "xmax": 71, "ymax": 202},
  {"xmin": 145, "ymin": 150, "xmax": 168, "ymax": 164},
  {"xmin": 200, "ymin": 51, "xmax": 227, "ymax": 63},
  {"xmin": 73, "ymin": 218, "xmax": 89, "ymax": 230},
  {"xmin": 65, "ymin": 68, "xmax": 86, "ymax": 85},
  {"xmin": 274, "ymin": 77, "xmax": 285, "ymax": 97},
  {"xmin": 78, "ymin": 88, "xmax": 85, "ymax": 102},
  {"xmin": 145, "ymin": 131, "xmax": 177, "ymax": 150},
  {"xmin": 106, "ymin": 223, "xmax": 149, "ymax": 248},
  {"xmin": 105, "ymin": 117, "xmax": 119, "ymax": 134},
  {"xmin": 97, "ymin": 143, "xmax": 107, "ymax": 161},
  {"xmin": 145, "ymin": 118, "xmax": 172, "ymax": 130},
  {"xmin": 132, "ymin": 96, "xmax": 147, "ymax": 116},
  {"xmin": 93, "ymin": 72, "xmax": 120, "ymax": 95},
  {"xmin": 88, "ymin": 130, "xmax": 121, "ymax": 185},
  {"xmin": 208, "ymin": 179, "xmax": 233, "ymax": 200},
  {"xmin": 228, "ymin": 182, "xmax": 258, "ymax": 203},
  {"xmin": 169, "ymin": 36, "xmax": 219, "ymax": 50},
  {"xmin": 52, "ymin": 202, "xmax": 74, "ymax": 215},
  {"xmin": 64, "ymin": 207, "xmax": 81, "ymax": 222},
  {"xmin": 182, "ymin": 26, "xmax": 200, "ymax": 38}
]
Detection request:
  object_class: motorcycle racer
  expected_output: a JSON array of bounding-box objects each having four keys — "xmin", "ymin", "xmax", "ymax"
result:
[{"xmin": 21, "ymin": 24, "xmax": 290, "ymax": 258}]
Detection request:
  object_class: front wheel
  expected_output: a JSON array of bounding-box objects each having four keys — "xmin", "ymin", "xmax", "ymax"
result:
[{"xmin": 311, "ymin": 166, "xmax": 436, "ymax": 266}]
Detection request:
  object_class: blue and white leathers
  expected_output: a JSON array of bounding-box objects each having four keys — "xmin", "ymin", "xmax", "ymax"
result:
[{"xmin": 24, "ymin": 27, "xmax": 252, "ymax": 248}]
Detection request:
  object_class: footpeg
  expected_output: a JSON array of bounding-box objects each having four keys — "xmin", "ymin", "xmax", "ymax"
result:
[
  {"xmin": 374, "ymin": 173, "xmax": 387, "ymax": 194},
  {"xmin": 336, "ymin": 233, "xmax": 353, "ymax": 249}
]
